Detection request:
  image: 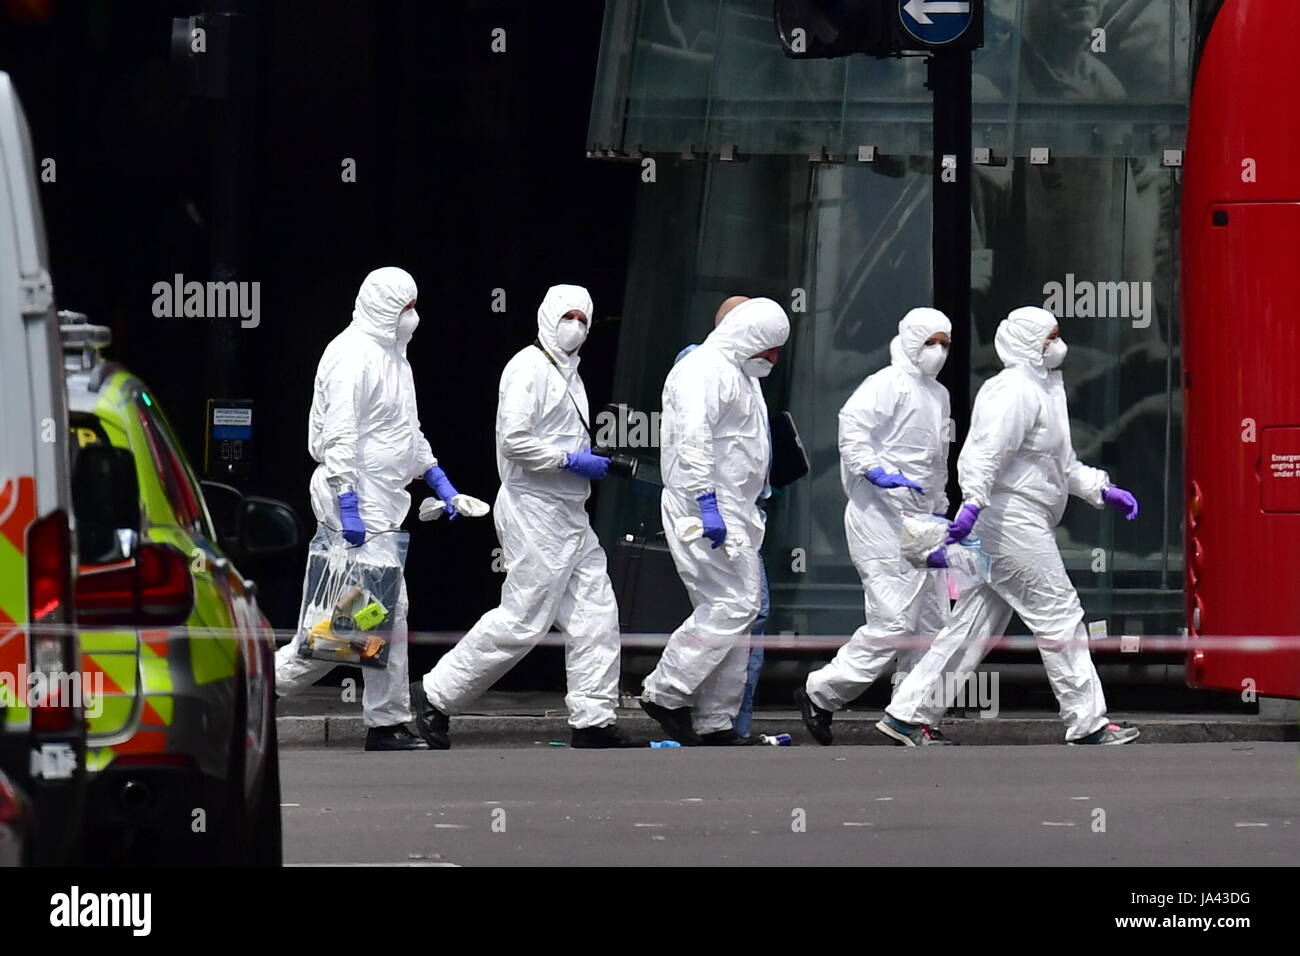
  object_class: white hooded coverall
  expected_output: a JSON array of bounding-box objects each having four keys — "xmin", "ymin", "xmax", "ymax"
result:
[
  {"xmin": 276, "ymin": 267, "xmax": 436, "ymax": 727},
  {"xmin": 642, "ymin": 297, "xmax": 791, "ymax": 733},
  {"xmin": 420, "ymin": 285, "xmax": 621, "ymax": 729},
  {"xmin": 804, "ymin": 308, "xmax": 953, "ymax": 712},
  {"xmin": 886, "ymin": 306, "xmax": 1112, "ymax": 740}
]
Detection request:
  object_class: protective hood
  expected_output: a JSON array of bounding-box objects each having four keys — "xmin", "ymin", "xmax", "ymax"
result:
[
  {"xmin": 536, "ymin": 284, "xmax": 594, "ymax": 373},
  {"xmin": 890, "ymin": 307, "xmax": 952, "ymax": 374},
  {"xmin": 994, "ymin": 305, "xmax": 1058, "ymax": 375},
  {"xmin": 351, "ymin": 267, "xmax": 417, "ymax": 348},
  {"xmin": 700, "ymin": 296, "xmax": 790, "ymax": 364}
]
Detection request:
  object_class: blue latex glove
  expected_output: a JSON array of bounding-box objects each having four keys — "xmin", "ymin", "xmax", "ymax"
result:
[
  {"xmin": 1102, "ymin": 485, "xmax": 1139, "ymax": 521},
  {"xmin": 866, "ymin": 466, "xmax": 923, "ymax": 493},
  {"xmin": 564, "ymin": 449, "xmax": 611, "ymax": 481},
  {"xmin": 424, "ymin": 465, "xmax": 462, "ymax": 520},
  {"xmin": 946, "ymin": 503, "xmax": 981, "ymax": 544},
  {"xmin": 926, "ymin": 547, "xmax": 949, "ymax": 569},
  {"xmin": 697, "ymin": 491, "xmax": 727, "ymax": 550},
  {"xmin": 338, "ymin": 491, "xmax": 366, "ymax": 547}
]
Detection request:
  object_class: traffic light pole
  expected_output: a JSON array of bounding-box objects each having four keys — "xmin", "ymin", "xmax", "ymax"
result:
[{"xmin": 929, "ymin": 48, "xmax": 973, "ymax": 504}]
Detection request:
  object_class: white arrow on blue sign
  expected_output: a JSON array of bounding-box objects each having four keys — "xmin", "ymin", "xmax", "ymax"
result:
[{"xmin": 899, "ymin": 0, "xmax": 973, "ymax": 44}]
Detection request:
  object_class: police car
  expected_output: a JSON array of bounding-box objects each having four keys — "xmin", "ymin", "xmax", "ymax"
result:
[{"xmin": 63, "ymin": 314, "xmax": 300, "ymax": 865}]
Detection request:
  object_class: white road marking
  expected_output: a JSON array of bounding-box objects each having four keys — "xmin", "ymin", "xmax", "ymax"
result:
[{"xmin": 1041, "ymin": 822, "xmax": 1075, "ymax": 827}]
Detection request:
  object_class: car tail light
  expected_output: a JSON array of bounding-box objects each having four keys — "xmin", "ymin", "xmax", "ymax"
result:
[
  {"xmin": 76, "ymin": 542, "xmax": 194, "ymax": 628},
  {"xmin": 136, "ymin": 542, "xmax": 194, "ymax": 622},
  {"xmin": 30, "ymin": 633, "xmax": 75, "ymax": 733},
  {"xmin": 26, "ymin": 511, "xmax": 74, "ymax": 733},
  {"xmin": 26, "ymin": 510, "xmax": 71, "ymax": 626}
]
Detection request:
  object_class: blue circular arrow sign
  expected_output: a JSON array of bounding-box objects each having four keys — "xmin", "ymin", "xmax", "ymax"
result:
[{"xmin": 899, "ymin": 0, "xmax": 974, "ymax": 45}]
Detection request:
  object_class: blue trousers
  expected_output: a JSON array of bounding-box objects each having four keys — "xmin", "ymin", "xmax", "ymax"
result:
[{"xmin": 733, "ymin": 563, "xmax": 770, "ymax": 738}]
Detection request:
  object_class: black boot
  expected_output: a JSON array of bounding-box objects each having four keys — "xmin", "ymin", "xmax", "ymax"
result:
[
  {"xmin": 639, "ymin": 697, "xmax": 702, "ymax": 746},
  {"xmin": 364, "ymin": 724, "xmax": 429, "ymax": 751},
  {"xmin": 570, "ymin": 723, "xmax": 643, "ymax": 749},
  {"xmin": 409, "ymin": 681, "xmax": 451, "ymax": 750},
  {"xmin": 794, "ymin": 687, "xmax": 834, "ymax": 746}
]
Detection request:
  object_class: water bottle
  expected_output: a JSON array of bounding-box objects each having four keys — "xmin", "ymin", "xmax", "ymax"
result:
[
  {"xmin": 649, "ymin": 740, "xmax": 682, "ymax": 749},
  {"xmin": 759, "ymin": 733, "xmax": 792, "ymax": 746}
]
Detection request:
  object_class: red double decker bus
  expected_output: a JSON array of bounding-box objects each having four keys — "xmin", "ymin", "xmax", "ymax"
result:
[{"xmin": 1182, "ymin": 0, "xmax": 1300, "ymax": 697}]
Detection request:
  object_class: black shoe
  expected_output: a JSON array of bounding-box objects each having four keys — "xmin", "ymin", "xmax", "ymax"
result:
[
  {"xmin": 364, "ymin": 724, "xmax": 429, "ymax": 751},
  {"xmin": 699, "ymin": 728, "xmax": 758, "ymax": 746},
  {"xmin": 925, "ymin": 726, "xmax": 959, "ymax": 746},
  {"xmin": 409, "ymin": 681, "xmax": 451, "ymax": 750},
  {"xmin": 639, "ymin": 697, "xmax": 702, "ymax": 746},
  {"xmin": 794, "ymin": 687, "xmax": 834, "ymax": 746},
  {"xmin": 570, "ymin": 723, "xmax": 643, "ymax": 749}
]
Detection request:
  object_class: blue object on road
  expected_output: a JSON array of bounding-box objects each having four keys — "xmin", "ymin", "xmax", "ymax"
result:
[
  {"xmin": 649, "ymin": 740, "xmax": 682, "ymax": 749},
  {"xmin": 759, "ymin": 733, "xmax": 793, "ymax": 747}
]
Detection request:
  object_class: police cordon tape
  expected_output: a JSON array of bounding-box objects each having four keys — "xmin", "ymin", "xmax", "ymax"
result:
[{"xmin": 12, "ymin": 623, "xmax": 1300, "ymax": 652}]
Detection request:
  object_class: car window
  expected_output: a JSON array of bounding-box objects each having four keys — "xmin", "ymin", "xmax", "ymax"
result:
[
  {"xmin": 134, "ymin": 395, "xmax": 211, "ymax": 540},
  {"xmin": 68, "ymin": 413, "xmax": 129, "ymax": 564}
]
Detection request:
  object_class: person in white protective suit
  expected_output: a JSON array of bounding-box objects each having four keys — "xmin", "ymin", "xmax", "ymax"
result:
[
  {"xmin": 640, "ymin": 297, "xmax": 791, "ymax": 745},
  {"xmin": 878, "ymin": 306, "xmax": 1142, "ymax": 746},
  {"xmin": 277, "ymin": 267, "xmax": 484, "ymax": 752},
  {"xmin": 794, "ymin": 308, "xmax": 957, "ymax": 746},
  {"xmin": 410, "ymin": 284, "xmax": 636, "ymax": 749}
]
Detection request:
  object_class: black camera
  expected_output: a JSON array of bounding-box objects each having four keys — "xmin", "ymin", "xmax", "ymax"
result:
[{"xmin": 593, "ymin": 446, "xmax": 639, "ymax": 479}]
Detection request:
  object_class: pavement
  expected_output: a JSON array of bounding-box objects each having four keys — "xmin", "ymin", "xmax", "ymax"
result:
[
  {"xmin": 275, "ymin": 687, "xmax": 1300, "ymax": 748},
  {"xmin": 279, "ymin": 742, "xmax": 1300, "ymax": 866}
]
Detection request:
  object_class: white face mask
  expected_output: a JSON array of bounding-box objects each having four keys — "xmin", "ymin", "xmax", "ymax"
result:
[
  {"xmin": 742, "ymin": 357, "xmax": 775, "ymax": 378},
  {"xmin": 397, "ymin": 307, "xmax": 419, "ymax": 345},
  {"xmin": 555, "ymin": 318, "xmax": 588, "ymax": 353},
  {"xmin": 916, "ymin": 343, "xmax": 947, "ymax": 377},
  {"xmin": 1043, "ymin": 338, "xmax": 1067, "ymax": 369}
]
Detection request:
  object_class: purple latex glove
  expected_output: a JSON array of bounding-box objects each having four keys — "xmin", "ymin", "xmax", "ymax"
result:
[
  {"xmin": 866, "ymin": 466, "xmax": 924, "ymax": 494},
  {"xmin": 1102, "ymin": 485, "xmax": 1139, "ymax": 520},
  {"xmin": 424, "ymin": 465, "xmax": 462, "ymax": 520},
  {"xmin": 926, "ymin": 547, "xmax": 949, "ymax": 569},
  {"xmin": 946, "ymin": 503, "xmax": 981, "ymax": 544},
  {"xmin": 338, "ymin": 491, "xmax": 366, "ymax": 546},
  {"xmin": 697, "ymin": 491, "xmax": 727, "ymax": 549},
  {"xmin": 564, "ymin": 449, "xmax": 611, "ymax": 481}
]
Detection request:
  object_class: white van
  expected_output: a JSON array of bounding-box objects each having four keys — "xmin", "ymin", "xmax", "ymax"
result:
[{"xmin": 0, "ymin": 70, "xmax": 85, "ymax": 865}]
